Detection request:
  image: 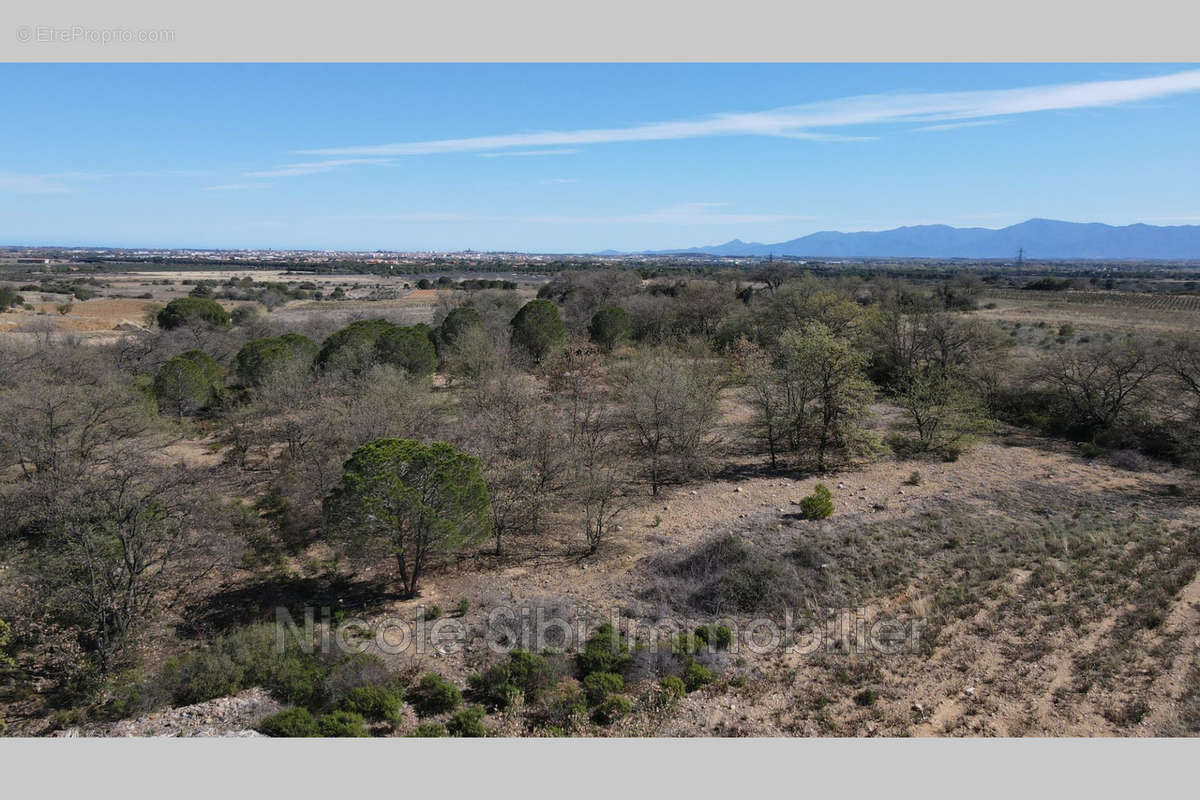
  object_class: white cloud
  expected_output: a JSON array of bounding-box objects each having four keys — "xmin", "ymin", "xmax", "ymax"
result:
[
  {"xmin": 914, "ymin": 120, "xmax": 1004, "ymax": 133},
  {"xmin": 479, "ymin": 148, "xmax": 578, "ymax": 157},
  {"xmin": 298, "ymin": 69, "xmax": 1200, "ymax": 159},
  {"xmin": 245, "ymin": 158, "xmax": 394, "ymax": 178}
]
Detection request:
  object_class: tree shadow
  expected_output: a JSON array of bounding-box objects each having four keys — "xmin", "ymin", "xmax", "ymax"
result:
[{"xmin": 180, "ymin": 572, "xmax": 397, "ymax": 637}]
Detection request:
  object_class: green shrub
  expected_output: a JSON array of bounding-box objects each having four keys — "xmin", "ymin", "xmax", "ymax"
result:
[
  {"xmin": 156, "ymin": 296, "xmax": 229, "ymax": 330},
  {"xmin": 682, "ymin": 661, "xmax": 714, "ymax": 692},
  {"xmin": 455, "ymin": 598, "xmax": 470, "ymax": 617},
  {"xmin": 446, "ymin": 704, "xmax": 490, "ymax": 737},
  {"xmin": 339, "ymin": 685, "xmax": 403, "ymax": 726},
  {"xmin": 153, "ymin": 350, "xmax": 223, "ymax": 418},
  {"xmin": 577, "ymin": 623, "xmax": 631, "ymax": 677},
  {"xmin": 854, "ymin": 688, "xmax": 878, "ymax": 707},
  {"xmin": 410, "ymin": 722, "xmax": 446, "ymax": 737},
  {"xmin": 659, "ymin": 675, "xmax": 687, "ymax": 699},
  {"xmin": 906, "ymin": 471, "xmax": 922, "ymax": 486},
  {"xmin": 531, "ymin": 681, "xmax": 586, "ymax": 730},
  {"xmin": 316, "ymin": 710, "xmax": 370, "ymax": 737},
  {"xmin": 510, "ymin": 299, "xmax": 565, "ymax": 362},
  {"xmin": 405, "ymin": 673, "xmax": 461, "ymax": 716},
  {"xmin": 799, "ymin": 484, "xmax": 834, "ymax": 520},
  {"xmin": 593, "ymin": 694, "xmax": 633, "ymax": 725},
  {"xmin": 376, "ymin": 324, "xmax": 437, "ymax": 376},
  {"xmin": 588, "ymin": 306, "xmax": 632, "ymax": 352},
  {"xmin": 582, "ymin": 672, "xmax": 624, "ymax": 705},
  {"xmin": 1081, "ymin": 442, "xmax": 1103, "ymax": 459},
  {"xmin": 233, "ymin": 334, "xmax": 317, "ymax": 385},
  {"xmin": 257, "ymin": 707, "xmax": 319, "ymax": 737},
  {"xmin": 695, "ymin": 624, "xmax": 733, "ymax": 651},
  {"xmin": 424, "ymin": 604, "xmax": 442, "ymax": 621},
  {"xmin": 469, "ymin": 648, "xmax": 560, "ymax": 710}
]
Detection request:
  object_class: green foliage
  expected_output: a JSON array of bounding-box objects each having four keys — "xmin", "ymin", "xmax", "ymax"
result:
[
  {"xmin": 682, "ymin": 661, "xmax": 714, "ymax": 691},
  {"xmin": 257, "ymin": 707, "xmax": 319, "ymax": 737},
  {"xmin": 1081, "ymin": 442, "xmax": 1103, "ymax": 459},
  {"xmin": 695, "ymin": 624, "xmax": 733, "ymax": 651},
  {"xmin": 0, "ymin": 618, "xmax": 15, "ymax": 671},
  {"xmin": 446, "ymin": 704, "xmax": 490, "ymax": 737},
  {"xmin": 582, "ymin": 671, "xmax": 624, "ymax": 705},
  {"xmin": 316, "ymin": 318, "xmax": 395, "ymax": 370},
  {"xmin": 156, "ymin": 296, "xmax": 230, "ymax": 330},
  {"xmin": 593, "ymin": 694, "xmax": 632, "ymax": 725},
  {"xmin": 233, "ymin": 333, "xmax": 317, "ymax": 385},
  {"xmin": 800, "ymin": 483, "xmax": 834, "ymax": 520},
  {"xmin": 316, "ymin": 709, "xmax": 370, "ymax": 737},
  {"xmin": 376, "ymin": 323, "xmax": 437, "ymax": 377},
  {"xmin": 405, "ymin": 672, "xmax": 462, "ymax": 716},
  {"xmin": 577, "ymin": 623, "xmax": 631, "ymax": 678},
  {"xmin": 906, "ymin": 470, "xmax": 923, "ymax": 486},
  {"xmin": 469, "ymin": 649, "xmax": 560, "ymax": 710},
  {"xmin": 894, "ymin": 371, "xmax": 992, "ymax": 456},
  {"xmin": 0, "ymin": 286, "xmax": 26, "ymax": 311},
  {"xmin": 152, "ymin": 349, "xmax": 223, "ymax": 418},
  {"xmin": 455, "ymin": 598, "xmax": 470, "ymax": 617},
  {"xmin": 424, "ymin": 605, "xmax": 442, "ymax": 621},
  {"xmin": 324, "ymin": 438, "xmax": 491, "ymax": 597},
  {"xmin": 411, "ymin": 722, "xmax": 447, "ymax": 737},
  {"xmin": 530, "ymin": 681, "xmax": 587, "ymax": 729},
  {"xmin": 588, "ymin": 305, "xmax": 632, "ymax": 352},
  {"xmin": 854, "ymin": 688, "xmax": 878, "ymax": 707},
  {"xmin": 339, "ymin": 685, "xmax": 403, "ymax": 726},
  {"xmin": 510, "ymin": 298, "xmax": 565, "ymax": 362},
  {"xmin": 437, "ymin": 306, "xmax": 483, "ymax": 353},
  {"xmin": 659, "ymin": 675, "xmax": 687, "ymax": 699}
]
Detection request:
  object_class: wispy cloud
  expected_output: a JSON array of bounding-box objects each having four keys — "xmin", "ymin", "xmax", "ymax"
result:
[
  {"xmin": 347, "ymin": 203, "xmax": 812, "ymax": 226},
  {"xmin": 202, "ymin": 183, "xmax": 271, "ymax": 191},
  {"xmin": 479, "ymin": 148, "xmax": 578, "ymax": 158},
  {"xmin": 914, "ymin": 120, "xmax": 1004, "ymax": 133},
  {"xmin": 0, "ymin": 173, "xmax": 74, "ymax": 194},
  {"xmin": 245, "ymin": 158, "xmax": 394, "ymax": 178},
  {"xmin": 298, "ymin": 69, "xmax": 1200, "ymax": 160}
]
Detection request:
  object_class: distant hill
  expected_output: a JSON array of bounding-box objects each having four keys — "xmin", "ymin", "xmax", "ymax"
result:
[{"xmin": 639, "ymin": 219, "xmax": 1200, "ymax": 260}]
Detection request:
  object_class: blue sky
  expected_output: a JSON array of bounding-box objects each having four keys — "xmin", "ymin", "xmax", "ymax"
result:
[{"xmin": 3, "ymin": 63, "xmax": 1200, "ymax": 252}]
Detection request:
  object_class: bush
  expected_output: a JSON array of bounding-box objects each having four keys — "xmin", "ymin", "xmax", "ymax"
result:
[
  {"xmin": 593, "ymin": 694, "xmax": 632, "ymax": 725},
  {"xmin": 695, "ymin": 624, "xmax": 733, "ymax": 651},
  {"xmin": 153, "ymin": 350, "xmax": 223, "ymax": 418},
  {"xmin": 316, "ymin": 710, "xmax": 370, "ymax": 737},
  {"xmin": 682, "ymin": 661, "xmax": 714, "ymax": 692},
  {"xmin": 799, "ymin": 484, "xmax": 834, "ymax": 520},
  {"xmin": 1080, "ymin": 442, "xmax": 1103, "ymax": 459},
  {"xmin": 510, "ymin": 299, "xmax": 565, "ymax": 362},
  {"xmin": 469, "ymin": 648, "xmax": 562, "ymax": 710},
  {"xmin": 659, "ymin": 675, "xmax": 687, "ymax": 699},
  {"xmin": 405, "ymin": 673, "xmax": 461, "ymax": 716},
  {"xmin": 577, "ymin": 623, "xmax": 631, "ymax": 677},
  {"xmin": 156, "ymin": 296, "xmax": 230, "ymax": 329},
  {"xmin": 582, "ymin": 672, "xmax": 624, "ymax": 705},
  {"xmin": 446, "ymin": 704, "xmax": 490, "ymax": 737},
  {"xmin": 588, "ymin": 306, "xmax": 632, "ymax": 352},
  {"xmin": 339, "ymin": 685, "xmax": 403, "ymax": 726},
  {"xmin": 257, "ymin": 707, "xmax": 319, "ymax": 737},
  {"xmin": 411, "ymin": 722, "xmax": 447, "ymax": 737},
  {"xmin": 0, "ymin": 286, "xmax": 25, "ymax": 311},
  {"xmin": 455, "ymin": 598, "xmax": 470, "ymax": 617},
  {"xmin": 530, "ymin": 680, "xmax": 586, "ymax": 730},
  {"xmin": 853, "ymin": 688, "xmax": 878, "ymax": 707},
  {"xmin": 233, "ymin": 333, "xmax": 317, "ymax": 385},
  {"xmin": 376, "ymin": 324, "xmax": 437, "ymax": 377},
  {"xmin": 906, "ymin": 471, "xmax": 922, "ymax": 486}
]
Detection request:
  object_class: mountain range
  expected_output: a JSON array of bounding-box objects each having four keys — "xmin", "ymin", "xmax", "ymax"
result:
[{"xmin": 638, "ymin": 219, "xmax": 1200, "ymax": 260}]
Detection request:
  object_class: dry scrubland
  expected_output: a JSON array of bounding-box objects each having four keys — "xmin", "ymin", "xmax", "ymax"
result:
[{"xmin": 1, "ymin": 265, "xmax": 1199, "ymax": 738}]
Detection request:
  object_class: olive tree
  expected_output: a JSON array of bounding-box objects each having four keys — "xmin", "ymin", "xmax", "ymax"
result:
[{"xmin": 324, "ymin": 439, "xmax": 490, "ymax": 597}]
